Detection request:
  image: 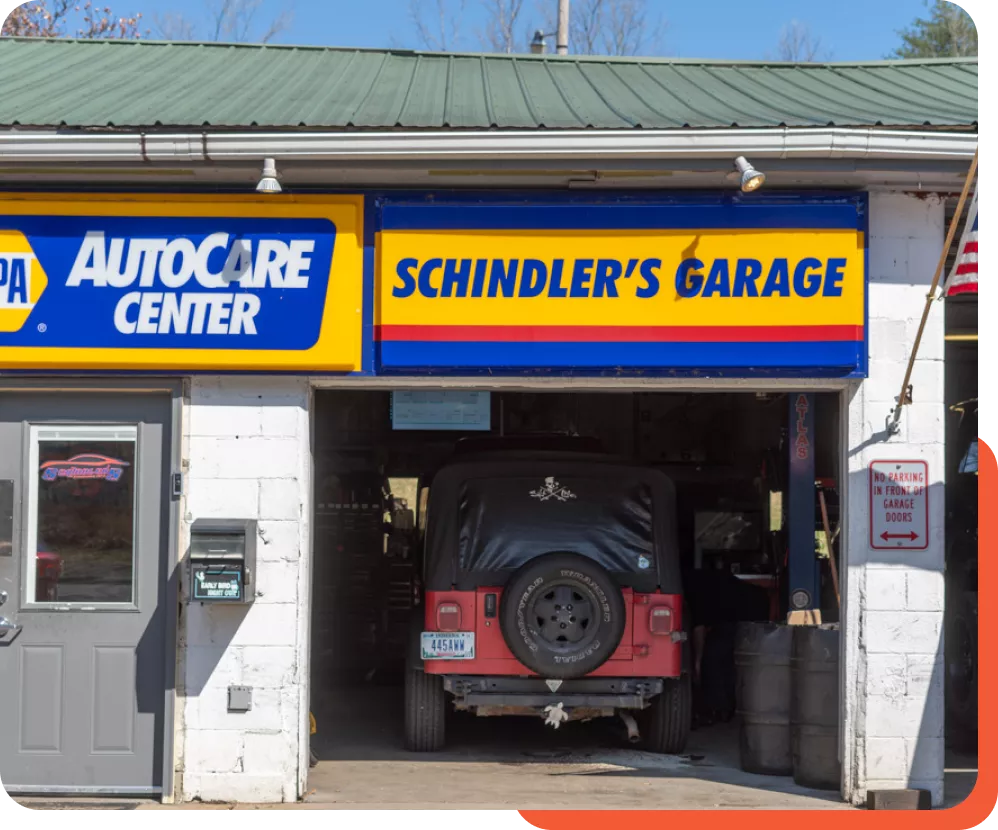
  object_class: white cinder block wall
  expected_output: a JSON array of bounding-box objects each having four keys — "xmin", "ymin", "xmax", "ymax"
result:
[
  {"xmin": 177, "ymin": 376, "xmax": 311, "ymax": 803},
  {"xmin": 167, "ymin": 195, "xmax": 947, "ymax": 805},
  {"xmin": 843, "ymin": 192, "xmax": 946, "ymax": 806}
]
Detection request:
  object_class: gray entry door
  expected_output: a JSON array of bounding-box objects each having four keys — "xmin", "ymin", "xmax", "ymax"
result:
[{"xmin": 0, "ymin": 392, "xmax": 172, "ymax": 795}]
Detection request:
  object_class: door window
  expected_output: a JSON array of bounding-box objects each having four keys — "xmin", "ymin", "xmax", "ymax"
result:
[{"xmin": 25, "ymin": 426, "xmax": 138, "ymax": 606}]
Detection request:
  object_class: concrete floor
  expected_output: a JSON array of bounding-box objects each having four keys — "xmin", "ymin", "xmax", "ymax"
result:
[
  {"xmin": 12, "ymin": 683, "xmax": 979, "ymax": 811},
  {"xmin": 304, "ymin": 683, "xmax": 852, "ymax": 809}
]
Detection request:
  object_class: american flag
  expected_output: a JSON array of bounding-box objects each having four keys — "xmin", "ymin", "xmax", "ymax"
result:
[{"xmin": 944, "ymin": 186, "xmax": 978, "ymax": 296}]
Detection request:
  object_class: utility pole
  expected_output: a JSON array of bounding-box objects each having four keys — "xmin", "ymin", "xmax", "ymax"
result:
[{"xmin": 556, "ymin": 0, "xmax": 569, "ymax": 54}]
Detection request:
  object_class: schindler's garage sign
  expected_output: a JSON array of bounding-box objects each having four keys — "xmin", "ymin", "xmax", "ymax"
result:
[
  {"xmin": 375, "ymin": 196, "xmax": 867, "ymax": 376},
  {"xmin": 0, "ymin": 194, "xmax": 363, "ymax": 371}
]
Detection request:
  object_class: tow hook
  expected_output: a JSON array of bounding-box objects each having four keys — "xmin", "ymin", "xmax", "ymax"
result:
[{"xmin": 619, "ymin": 711, "xmax": 641, "ymax": 743}]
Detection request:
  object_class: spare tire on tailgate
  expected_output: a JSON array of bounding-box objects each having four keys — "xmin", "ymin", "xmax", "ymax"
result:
[{"xmin": 499, "ymin": 552, "xmax": 626, "ymax": 679}]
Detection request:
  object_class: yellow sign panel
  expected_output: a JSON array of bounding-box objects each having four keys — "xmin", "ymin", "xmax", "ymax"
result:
[
  {"xmin": 376, "ymin": 221, "xmax": 866, "ymax": 373},
  {"xmin": 0, "ymin": 194, "xmax": 363, "ymax": 372},
  {"xmin": 379, "ymin": 228, "xmax": 865, "ymax": 329}
]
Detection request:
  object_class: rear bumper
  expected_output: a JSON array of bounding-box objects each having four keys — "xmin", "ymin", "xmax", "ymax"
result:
[{"xmin": 442, "ymin": 675, "xmax": 664, "ymax": 710}]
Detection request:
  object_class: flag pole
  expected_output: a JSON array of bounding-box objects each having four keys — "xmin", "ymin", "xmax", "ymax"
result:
[{"xmin": 887, "ymin": 147, "xmax": 978, "ymax": 435}]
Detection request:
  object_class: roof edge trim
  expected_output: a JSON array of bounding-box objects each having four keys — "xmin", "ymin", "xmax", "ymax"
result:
[{"xmin": 0, "ymin": 127, "xmax": 977, "ymax": 164}]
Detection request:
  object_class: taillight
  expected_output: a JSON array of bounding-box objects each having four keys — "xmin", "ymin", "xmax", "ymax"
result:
[
  {"xmin": 649, "ymin": 606, "xmax": 674, "ymax": 635},
  {"xmin": 436, "ymin": 602, "xmax": 462, "ymax": 631}
]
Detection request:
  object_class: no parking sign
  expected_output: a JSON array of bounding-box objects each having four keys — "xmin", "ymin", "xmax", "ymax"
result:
[{"xmin": 869, "ymin": 460, "xmax": 929, "ymax": 550}]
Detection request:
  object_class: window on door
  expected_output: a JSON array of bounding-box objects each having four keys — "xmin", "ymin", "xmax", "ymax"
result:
[{"xmin": 25, "ymin": 425, "xmax": 138, "ymax": 606}]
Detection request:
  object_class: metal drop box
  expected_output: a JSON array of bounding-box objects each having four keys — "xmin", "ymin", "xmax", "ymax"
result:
[{"xmin": 188, "ymin": 518, "xmax": 256, "ymax": 603}]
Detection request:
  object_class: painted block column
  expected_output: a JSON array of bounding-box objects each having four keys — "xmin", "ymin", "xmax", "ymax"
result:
[
  {"xmin": 843, "ymin": 192, "xmax": 946, "ymax": 805},
  {"xmin": 176, "ymin": 376, "xmax": 311, "ymax": 803}
]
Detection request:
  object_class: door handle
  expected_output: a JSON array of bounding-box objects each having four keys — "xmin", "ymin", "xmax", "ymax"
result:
[{"xmin": 0, "ymin": 616, "xmax": 21, "ymax": 642}]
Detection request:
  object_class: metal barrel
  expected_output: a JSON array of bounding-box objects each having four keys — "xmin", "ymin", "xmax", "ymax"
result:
[
  {"xmin": 791, "ymin": 624, "xmax": 842, "ymax": 790},
  {"xmin": 735, "ymin": 622, "xmax": 793, "ymax": 775}
]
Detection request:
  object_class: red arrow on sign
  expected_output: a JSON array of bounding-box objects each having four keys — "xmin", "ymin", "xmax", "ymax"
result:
[{"xmin": 881, "ymin": 531, "xmax": 919, "ymax": 542}]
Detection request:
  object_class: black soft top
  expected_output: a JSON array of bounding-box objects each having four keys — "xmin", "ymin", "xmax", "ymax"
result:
[{"xmin": 424, "ymin": 451, "xmax": 681, "ymax": 593}]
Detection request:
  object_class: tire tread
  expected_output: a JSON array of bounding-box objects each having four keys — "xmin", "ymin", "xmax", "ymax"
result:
[
  {"xmin": 644, "ymin": 674, "xmax": 691, "ymax": 754},
  {"xmin": 499, "ymin": 551, "xmax": 626, "ymax": 679},
  {"xmin": 404, "ymin": 669, "xmax": 446, "ymax": 752}
]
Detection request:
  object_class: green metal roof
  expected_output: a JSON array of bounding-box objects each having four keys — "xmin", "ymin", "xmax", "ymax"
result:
[{"xmin": 0, "ymin": 38, "xmax": 978, "ymax": 131}]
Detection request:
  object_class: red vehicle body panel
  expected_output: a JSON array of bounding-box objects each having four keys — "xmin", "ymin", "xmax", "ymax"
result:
[{"xmin": 422, "ymin": 587, "xmax": 682, "ymax": 677}]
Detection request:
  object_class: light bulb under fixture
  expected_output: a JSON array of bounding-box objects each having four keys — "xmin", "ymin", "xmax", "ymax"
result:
[
  {"xmin": 733, "ymin": 156, "xmax": 765, "ymax": 192},
  {"xmin": 256, "ymin": 157, "xmax": 282, "ymax": 193}
]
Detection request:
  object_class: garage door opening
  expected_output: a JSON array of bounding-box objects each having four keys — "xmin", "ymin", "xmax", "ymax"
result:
[{"xmin": 307, "ymin": 389, "xmax": 844, "ymax": 808}]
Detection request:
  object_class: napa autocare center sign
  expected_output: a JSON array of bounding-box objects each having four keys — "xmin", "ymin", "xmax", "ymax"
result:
[
  {"xmin": 375, "ymin": 196, "xmax": 867, "ymax": 375},
  {"xmin": 0, "ymin": 194, "xmax": 364, "ymax": 371}
]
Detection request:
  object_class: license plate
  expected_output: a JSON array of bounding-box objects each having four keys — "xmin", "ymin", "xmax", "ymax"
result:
[{"xmin": 421, "ymin": 632, "xmax": 475, "ymax": 660}]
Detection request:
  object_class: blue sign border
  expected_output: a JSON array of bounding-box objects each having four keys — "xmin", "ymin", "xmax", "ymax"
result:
[{"xmin": 0, "ymin": 189, "xmax": 869, "ymax": 379}]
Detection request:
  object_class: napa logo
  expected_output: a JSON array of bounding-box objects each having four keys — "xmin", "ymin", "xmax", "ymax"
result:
[{"xmin": 0, "ymin": 230, "xmax": 48, "ymax": 333}]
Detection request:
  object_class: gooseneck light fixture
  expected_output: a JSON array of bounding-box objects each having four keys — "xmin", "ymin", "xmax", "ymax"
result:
[
  {"xmin": 256, "ymin": 157, "xmax": 282, "ymax": 193},
  {"xmin": 530, "ymin": 30, "xmax": 550, "ymax": 54},
  {"xmin": 733, "ymin": 156, "xmax": 766, "ymax": 192}
]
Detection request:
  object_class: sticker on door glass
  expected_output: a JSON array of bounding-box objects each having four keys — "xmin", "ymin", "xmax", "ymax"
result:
[
  {"xmin": 40, "ymin": 453, "xmax": 129, "ymax": 481},
  {"xmin": 33, "ymin": 439, "xmax": 136, "ymax": 603}
]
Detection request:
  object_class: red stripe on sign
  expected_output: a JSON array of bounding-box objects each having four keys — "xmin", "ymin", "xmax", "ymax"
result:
[
  {"xmin": 947, "ymin": 282, "xmax": 979, "ymax": 296},
  {"xmin": 964, "ymin": 241, "xmax": 978, "ymax": 253},
  {"xmin": 956, "ymin": 263, "xmax": 979, "ymax": 275},
  {"xmin": 376, "ymin": 324, "xmax": 864, "ymax": 343}
]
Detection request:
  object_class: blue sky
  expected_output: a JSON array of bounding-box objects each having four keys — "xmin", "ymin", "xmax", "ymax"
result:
[{"xmin": 98, "ymin": 0, "xmax": 934, "ymax": 60}]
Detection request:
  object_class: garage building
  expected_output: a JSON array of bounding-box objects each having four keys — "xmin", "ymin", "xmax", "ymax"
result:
[{"xmin": 0, "ymin": 39, "xmax": 978, "ymax": 808}]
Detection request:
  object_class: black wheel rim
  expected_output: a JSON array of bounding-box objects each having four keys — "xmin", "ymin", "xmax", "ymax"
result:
[{"xmin": 527, "ymin": 578, "xmax": 601, "ymax": 655}]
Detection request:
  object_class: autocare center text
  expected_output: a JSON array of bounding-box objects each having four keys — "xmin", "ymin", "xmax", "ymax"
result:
[{"xmin": 69, "ymin": 231, "xmax": 317, "ymax": 335}]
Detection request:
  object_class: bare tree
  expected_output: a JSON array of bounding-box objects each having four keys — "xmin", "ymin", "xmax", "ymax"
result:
[
  {"xmin": 208, "ymin": 0, "xmax": 290, "ymax": 42},
  {"xmin": 478, "ymin": 0, "xmax": 526, "ymax": 53},
  {"xmin": 569, "ymin": 0, "xmax": 601, "ymax": 54},
  {"xmin": 569, "ymin": 0, "xmax": 663, "ymax": 56},
  {"xmin": 154, "ymin": 0, "xmax": 292, "ymax": 44},
  {"xmin": 603, "ymin": 0, "xmax": 661, "ymax": 56},
  {"xmin": 776, "ymin": 20, "xmax": 825, "ymax": 61},
  {"xmin": 408, "ymin": 0, "xmax": 663, "ymax": 56},
  {"xmin": 410, "ymin": 0, "xmax": 467, "ymax": 51},
  {"xmin": 153, "ymin": 13, "xmax": 197, "ymax": 41},
  {"xmin": 3, "ymin": 1, "xmax": 144, "ymax": 38}
]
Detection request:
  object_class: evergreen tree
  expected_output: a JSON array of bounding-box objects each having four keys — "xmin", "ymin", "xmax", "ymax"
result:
[{"xmin": 892, "ymin": 0, "xmax": 977, "ymax": 58}]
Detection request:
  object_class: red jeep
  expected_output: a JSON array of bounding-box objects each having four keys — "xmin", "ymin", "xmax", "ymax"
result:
[{"xmin": 405, "ymin": 439, "xmax": 690, "ymax": 753}]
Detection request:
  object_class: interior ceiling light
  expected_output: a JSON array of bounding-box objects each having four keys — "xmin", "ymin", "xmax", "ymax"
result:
[
  {"xmin": 256, "ymin": 157, "xmax": 282, "ymax": 193},
  {"xmin": 733, "ymin": 156, "xmax": 765, "ymax": 192}
]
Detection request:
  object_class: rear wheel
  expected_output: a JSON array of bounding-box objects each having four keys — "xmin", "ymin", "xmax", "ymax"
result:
[
  {"xmin": 404, "ymin": 667, "xmax": 446, "ymax": 752},
  {"xmin": 499, "ymin": 552, "xmax": 626, "ymax": 679},
  {"xmin": 643, "ymin": 674, "xmax": 692, "ymax": 754}
]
